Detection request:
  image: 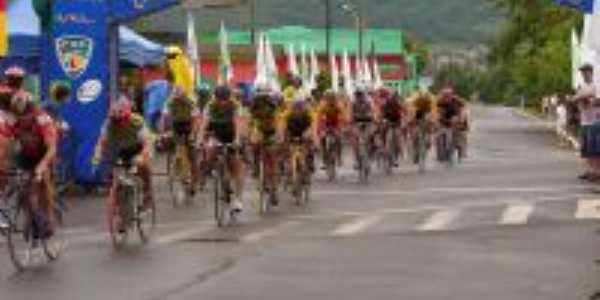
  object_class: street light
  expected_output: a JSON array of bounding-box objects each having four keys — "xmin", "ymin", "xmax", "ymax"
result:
[
  {"xmin": 341, "ymin": 0, "xmax": 364, "ymax": 59},
  {"xmin": 324, "ymin": 0, "xmax": 332, "ymax": 59}
]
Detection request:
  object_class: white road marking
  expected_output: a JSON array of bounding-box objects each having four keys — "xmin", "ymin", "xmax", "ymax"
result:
[
  {"xmin": 499, "ymin": 204, "xmax": 534, "ymax": 225},
  {"xmin": 312, "ymin": 185, "xmax": 585, "ymax": 197},
  {"xmin": 241, "ymin": 221, "xmax": 299, "ymax": 243},
  {"xmin": 331, "ymin": 214, "xmax": 384, "ymax": 237},
  {"xmin": 418, "ymin": 209, "xmax": 461, "ymax": 231},
  {"xmin": 575, "ymin": 200, "xmax": 600, "ymax": 220}
]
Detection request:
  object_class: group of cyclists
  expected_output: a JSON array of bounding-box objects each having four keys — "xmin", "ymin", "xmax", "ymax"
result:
[
  {"xmin": 141, "ymin": 71, "xmax": 471, "ymax": 220},
  {"xmin": 0, "ymin": 65, "xmax": 470, "ymax": 266}
]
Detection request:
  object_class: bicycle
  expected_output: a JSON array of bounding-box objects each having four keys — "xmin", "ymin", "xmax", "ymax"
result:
[
  {"xmin": 437, "ymin": 122, "xmax": 459, "ymax": 167},
  {"xmin": 381, "ymin": 120, "xmax": 401, "ymax": 176},
  {"xmin": 413, "ymin": 117, "xmax": 428, "ymax": 174},
  {"xmin": 288, "ymin": 137, "xmax": 312, "ymax": 207},
  {"xmin": 1, "ymin": 170, "xmax": 65, "ymax": 271},
  {"xmin": 255, "ymin": 143, "xmax": 278, "ymax": 214},
  {"xmin": 107, "ymin": 160, "xmax": 156, "ymax": 248},
  {"xmin": 356, "ymin": 121, "xmax": 372, "ymax": 184},
  {"xmin": 322, "ymin": 127, "xmax": 340, "ymax": 182},
  {"xmin": 166, "ymin": 134, "xmax": 197, "ymax": 208},
  {"xmin": 212, "ymin": 142, "xmax": 240, "ymax": 227}
]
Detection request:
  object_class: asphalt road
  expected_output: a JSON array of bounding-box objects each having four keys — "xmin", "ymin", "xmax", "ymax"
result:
[{"xmin": 1, "ymin": 105, "xmax": 599, "ymax": 300}]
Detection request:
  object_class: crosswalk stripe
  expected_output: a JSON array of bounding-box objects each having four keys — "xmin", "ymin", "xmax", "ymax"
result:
[
  {"xmin": 575, "ymin": 200, "xmax": 600, "ymax": 219},
  {"xmin": 241, "ymin": 221, "xmax": 299, "ymax": 243},
  {"xmin": 331, "ymin": 214, "xmax": 384, "ymax": 237},
  {"xmin": 418, "ymin": 209, "xmax": 460, "ymax": 231},
  {"xmin": 499, "ymin": 204, "xmax": 534, "ymax": 225}
]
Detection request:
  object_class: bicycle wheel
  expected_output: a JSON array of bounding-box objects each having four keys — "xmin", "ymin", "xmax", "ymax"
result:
[
  {"xmin": 292, "ymin": 156, "xmax": 303, "ymax": 206},
  {"xmin": 6, "ymin": 201, "xmax": 33, "ymax": 271},
  {"xmin": 214, "ymin": 165, "xmax": 227, "ymax": 227},
  {"xmin": 416, "ymin": 127, "xmax": 426, "ymax": 174},
  {"xmin": 107, "ymin": 186, "xmax": 128, "ymax": 248},
  {"xmin": 43, "ymin": 199, "xmax": 66, "ymax": 260},
  {"xmin": 167, "ymin": 148, "xmax": 188, "ymax": 208},
  {"xmin": 136, "ymin": 182, "xmax": 156, "ymax": 244},
  {"xmin": 325, "ymin": 136, "xmax": 336, "ymax": 182},
  {"xmin": 384, "ymin": 129, "xmax": 394, "ymax": 176}
]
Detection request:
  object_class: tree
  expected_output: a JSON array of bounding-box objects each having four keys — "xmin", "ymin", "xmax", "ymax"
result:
[{"xmin": 485, "ymin": 0, "xmax": 581, "ymax": 106}]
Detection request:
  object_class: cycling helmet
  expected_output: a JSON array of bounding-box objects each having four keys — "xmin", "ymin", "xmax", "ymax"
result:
[
  {"xmin": 110, "ymin": 97, "xmax": 133, "ymax": 125},
  {"xmin": 214, "ymin": 85, "xmax": 231, "ymax": 101},
  {"xmin": 4, "ymin": 66, "xmax": 26, "ymax": 78}
]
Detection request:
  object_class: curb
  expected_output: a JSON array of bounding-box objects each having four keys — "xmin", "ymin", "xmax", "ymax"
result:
[{"xmin": 514, "ymin": 109, "xmax": 580, "ymax": 151}]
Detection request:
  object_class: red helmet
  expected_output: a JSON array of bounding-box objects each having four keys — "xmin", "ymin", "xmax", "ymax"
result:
[{"xmin": 110, "ymin": 97, "xmax": 133, "ymax": 124}]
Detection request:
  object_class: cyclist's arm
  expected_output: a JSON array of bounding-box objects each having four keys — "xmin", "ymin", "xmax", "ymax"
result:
[
  {"xmin": 139, "ymin": 126, "xmax": 153, "ymax": 162},
  {"xmin": 234, "ymin": 103, "xmax": 243, "ymax": 144},
  {"xmin": 36, "ymin": 115, "xmax": 58, "ymax": 176}
]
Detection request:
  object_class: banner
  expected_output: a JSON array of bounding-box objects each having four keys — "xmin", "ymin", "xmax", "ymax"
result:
[{"xmin": 553, "ymin": 0, "xmax": 594, "ymax": 13}]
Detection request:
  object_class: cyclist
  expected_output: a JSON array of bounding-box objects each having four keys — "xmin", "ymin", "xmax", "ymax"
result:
[
  {"xmin": 279, "ymin": 97, "xmax": 317, "ymax": 173},
  {"xmin": 315, "ymin": 90, "xmax": 346, "ymax": 168},
  {"xmin": 349, "ymin": 87, "xmax": 379, "ymax": 168},
  {"xmin": 380, "ymin": 91, "xmax": 406, "ymax": 166},
  {"xmin": 407, "ymin": 92, "xmax": 435, "ymax": 164},
  {"xmin": 11, "ymin": 90, "xmax": 58, "ymax": 237},
  {"xmin": 199, "ymin": 86, "xmax": 245, "ymax": 213},
  {"xmin": 249, "ymin": 89, "xmax": 281, "ymax": 205},
  {"xmin": 160, "ymin": 86, "xmax": 202, "ymax": 196},
  {"xmin": 93, "ymin": 99, "xmax": 154, "ymax": 216},
  {"xmin": 436, "ymin": 87, "xmax": 468, "ymax": 160}
]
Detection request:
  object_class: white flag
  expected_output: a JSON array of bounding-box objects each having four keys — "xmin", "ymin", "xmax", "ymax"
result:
[
  {"xmin": 254, "ymin": 33, "xmax": 267, "ymax": 88},
  {"xmin": 342, "ymin": 50, "xmax": 354, "ymax": 96},
  {"xmin": 288, "ymin": 44, "xmax": 299, "ymax": 77},
  {"xmin": 374, "ymin": 59, "xmax": 383, "ymax": 89},
  {"xmin": 266, "ymin": 38, "xmax": 281, "ymax": 92},
  {"xmin": 218, "ymin": 21, "xmax": 233, "ymax": 85},
  {"xmin": 301, "ymin": 44, "xmax": 309, "ymax": 90},
  {"xmin": 354, "ymin": 55, "xmax": 363, "ymax": 86},
  {"xmin": 330, "ymin": 53, "xmax": 339, "ymax": 93},
  {"xmin": 309, "ymin": 48, "xmax": 319, "ymax": 90},
  {"xmin": 363, "ymin": 57, "xmax": 373, "ymax": 88},
  {"xmin": 186, "ymin": 11, "xmax": 200, "ymax": 88}
]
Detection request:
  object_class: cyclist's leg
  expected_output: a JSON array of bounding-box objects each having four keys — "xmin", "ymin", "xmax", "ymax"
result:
[{"xmin": 134, "ymin": 151, "xmax": 154, "ymax": 209}]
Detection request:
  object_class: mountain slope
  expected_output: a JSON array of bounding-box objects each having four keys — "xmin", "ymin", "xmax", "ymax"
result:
[{"xmin": 134, "ymin": 0, "xmax": 502, "ymax": 44}]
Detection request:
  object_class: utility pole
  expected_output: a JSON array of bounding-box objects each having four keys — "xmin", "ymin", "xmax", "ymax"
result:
[
  {"xmin": 358, "ymin": 0, "xmax": 364, "ymax": 59},
  {"xmin": 325, "ymin": 0, "xmax": 332, "ymax": 58},
  {"xmin": 250, "ymin": 0, "xmax": 256, "ymax": 44}
]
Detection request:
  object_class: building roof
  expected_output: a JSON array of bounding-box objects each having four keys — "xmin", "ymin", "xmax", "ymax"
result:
[{"xmin": 200, "ymin": 26, "xmax": 405, "ymax": 55}]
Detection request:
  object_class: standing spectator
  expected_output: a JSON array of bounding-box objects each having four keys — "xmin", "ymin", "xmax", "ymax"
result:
[
  {"xmin": 556, "ymin": 97, "xmax": 568, "ymax": 147},
  {"xmin": 572, "ymin": 63, "xmax": 597, "ymax": 180}
]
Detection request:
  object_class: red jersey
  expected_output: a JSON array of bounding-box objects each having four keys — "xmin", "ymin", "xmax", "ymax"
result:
[{"xmin": 14, "ymin": 107, "xmax": 57, "ymax": 159}]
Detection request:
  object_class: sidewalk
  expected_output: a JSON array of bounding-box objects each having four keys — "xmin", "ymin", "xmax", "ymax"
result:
[{"xmin": 514, "ymin": 108, "xmax": 580, "ymax": 150}]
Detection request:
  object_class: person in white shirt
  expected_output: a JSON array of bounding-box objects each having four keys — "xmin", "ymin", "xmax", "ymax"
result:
[{"xmin": 573, "ymin": 63, "xmax": 597, "ymax": 180}]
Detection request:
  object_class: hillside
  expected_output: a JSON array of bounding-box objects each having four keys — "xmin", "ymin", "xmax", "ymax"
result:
[{"xmin": 133, "ymin": 0, "xmax": 503, "ymax": 45}]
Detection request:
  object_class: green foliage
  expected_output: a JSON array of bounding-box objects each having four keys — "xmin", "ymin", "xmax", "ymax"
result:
[
  {"xmin": 404, "ymin": 33, "xmax": 431, "ymax": 75},
  {"xmin": 135, "ymin": 0, "xmax": 501, "ymax": 44},
  {"xmin": 432, "ymin": 64, "xmax": 484, "ymax": 100},
  {"xmin": 484, "ymin": 0, "xmax": 581, "ymax": 106}
]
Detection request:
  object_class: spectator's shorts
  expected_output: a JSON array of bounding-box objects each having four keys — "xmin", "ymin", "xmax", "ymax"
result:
[{"xmin": 580, "ymin": 124, "xmax": 600, "ymax": 157}]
